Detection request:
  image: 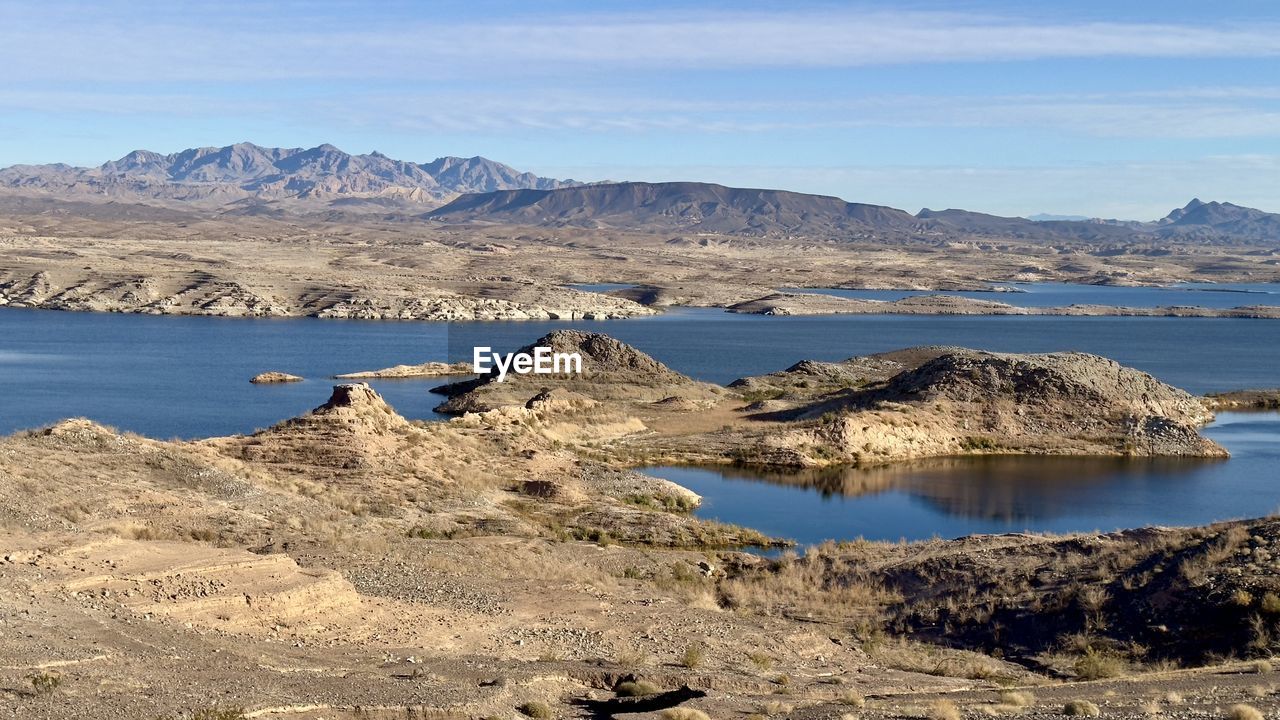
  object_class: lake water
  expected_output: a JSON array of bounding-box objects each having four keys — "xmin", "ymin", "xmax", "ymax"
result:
[
  {"xmin": 3, "ymin": 306, "xmax": 1280, "ymax": 437},
  {"xmin": 785, "ymin": 282, "xmax": 1280, "ymax": 309},
  {"xmin": 3, "ymin": 301, "xmax": 1279, "ymax": 539},
  {"xmin": 642, "ymin": 411, "xmax": 1280, "ymax": 544}
]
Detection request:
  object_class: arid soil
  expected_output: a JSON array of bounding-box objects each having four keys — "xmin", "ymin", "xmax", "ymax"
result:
[
  {"xmin": 3, "ymin": 199, "xmax": 1280, "ymax": 322},
  {"xmin": 3, "ymin": 332, "xmax": 1278, "ymax": 720}
]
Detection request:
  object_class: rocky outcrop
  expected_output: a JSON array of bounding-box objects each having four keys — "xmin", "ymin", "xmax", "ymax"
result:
[
  {"xmin": 736, "ymin": 348, "xmax": 1225, "ymax": 467},
  {"xmin": 218, "ymin": 383, "xmax": 417, "ymax": 473},
  {"xmin": 249, "ymin": 371, "xmax": 303, "ymax": 384},
  {"xmin": 433, "ymin": 330, "xmax": 722, "ymax": 413}
]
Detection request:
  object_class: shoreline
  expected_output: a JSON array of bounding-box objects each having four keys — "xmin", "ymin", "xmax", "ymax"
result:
[{"xmin": 4, "ymin": 290, "xmax": 1280, "ymax": 321}]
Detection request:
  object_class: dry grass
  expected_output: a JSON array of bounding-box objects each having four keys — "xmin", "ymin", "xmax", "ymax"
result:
[
  {"xmin": 518, "ymin": 701, "xmax": 553, "ymax": 720},
  {"xmin": 1074, "ymin": 648, "xmax": 1126, "ymax": 680},
  {"xmin": 615, "ymin": 680, "xmax": 660, "ymax": 697},
  {"xmin": 1063, "ymin": 700, "xmax": 1100, "ymax": 717},
  {"xmin": 837, "ymin": 692, "xmax": 866, "ymax": 708},
  {"xmin": 720, "ymin": 542, "xmax": 898, "ymax": 622},
  {"xmin": 927, "ymin": 699, "xmax": 961, "ymax": 720},
  {"xmin": 1226, "ymin": 704, "xmax": 1264, "ymax": 720},
  {"xmin": 661, "ymin": 710, "xmax": 711, "ymax": 720},
  {"xmin": 680, "ymin": 643, "xmax": 706, "ymax": 669},
  {"xmin": 998, "ymin": 691, "xmax": 1034, "ymax": 708}
]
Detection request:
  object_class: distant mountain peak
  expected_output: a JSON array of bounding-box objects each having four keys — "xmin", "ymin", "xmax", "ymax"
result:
[{"xmin": 0, "ymin": 143, "xmax": 579, "ymax": 208}]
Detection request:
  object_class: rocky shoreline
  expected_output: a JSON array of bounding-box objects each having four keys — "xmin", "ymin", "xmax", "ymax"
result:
[
  {"xmin": 5, "ymin": 267, "xmax": 1280, "ymax": 321},
  {"xmin": 726, "ymin": 291, "xmax": 1280, "ymax": 318}
]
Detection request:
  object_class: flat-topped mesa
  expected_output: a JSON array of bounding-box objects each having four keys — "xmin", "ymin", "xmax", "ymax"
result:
[
  {"xmin": 737, "ymin": 347, "xmax": 1226, "ymax": 467},
  {"xmin": 433, "ymin": 330, "xmax": 721, "ymax": 413}
]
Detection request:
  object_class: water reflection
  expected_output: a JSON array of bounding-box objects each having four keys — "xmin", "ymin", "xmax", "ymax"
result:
[
  {"xmin": 642, "ymin": 413, "xmax": 1278, "ymax": 542},
  {"xmin": 667, "ymin": 455, "xmax": 1223, "ymax": 523}
]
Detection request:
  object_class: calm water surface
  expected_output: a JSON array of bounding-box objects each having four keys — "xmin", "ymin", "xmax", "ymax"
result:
[
  {"xmin": 642, "ymin": 412, "xmax": 1280, "ymax": 544},
  {"xmin": 3, "ymin": 305, "xmax": 1280, "ymax": 436},
  {"xmin": 3, "ymin": 302, "xmax": 1279, "ymax": 540}
]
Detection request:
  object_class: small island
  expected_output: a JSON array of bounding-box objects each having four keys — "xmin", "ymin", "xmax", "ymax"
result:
[
  {"xmin": 249, "ymin": 371, "xmax": 304, "ymax": 384},
  {"xmin": 333, "ymin": 361, "xmax": 473, "ymax": 379}
]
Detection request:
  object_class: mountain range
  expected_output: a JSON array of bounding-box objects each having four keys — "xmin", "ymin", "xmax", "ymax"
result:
[
  {"xmin": 1, "ymin": 143, "xmax": 1277, "ymax": 243},
  {"xmin": 427, "ymin": 185, "xmax": 1280, "ymax": 243},
  {"xmin": 0, "ymin": 142, "xmax": 578, "ymax": 207}
]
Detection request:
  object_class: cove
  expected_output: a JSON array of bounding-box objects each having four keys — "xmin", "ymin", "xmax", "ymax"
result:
[{"xmin": 641, "ymin": 411, "xmax": 1280, "ymax": 545}]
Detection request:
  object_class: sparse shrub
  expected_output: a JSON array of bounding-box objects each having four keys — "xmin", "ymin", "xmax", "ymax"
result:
[
  {"xmin": 747, "ymin": 651, "xmax": 773, "ymax": 670},
  {"xmin": 998, "ymin": 691, "xmax": 1034, "ymax": 708},
  {"xmin": 615, "ymin": 649, "xmax": 652, "ymax": 669},
  {"xmin": 1235, "ymin": 589, "xmax": 1257, "ymax": 607},
  {"xmin": 1074, "ymin": 648, "xmax": 1124, "ymax": 680},
  {"xmin": 960, "ymin": 436, "xmax": 1000, "ymax": 451},
  {"xmin": 27, "ymin": 671, "xmax": 62, "ymax": 696},
  {"xmin": 1262, "ymin": 593, "xmax": 1280, "ymax": 614},
  {"xmin": 680, "ymin": 643, "xmax": 705, "ymax": 669},
  {"xmin": 927, "ymin": 699, "xmax": 961, "ymax": 720},
  {"xmin": 1250, "ymin": 659, "xmax": 1273, "ymax": 674},
  {"xmin": 1063, "ymin": 700, "xmax": 1100, "ymax": 717},
  {"xmin": 837, "ymin": 692, "xmax": 866, "ymax": 708},
  {"xmin": 518, "ymin": 701, "xmax": 553, "ymax": 720},
  {"xmin": 615, "ymin": 680, "xmax": 660, "ymax": 697},
  {"xmin": 1227, "ymin": 704, "xmax": 1264, "ymax": 720},
  {"xmin": 624, "ymin": 493, "xmax": 697, "ymax": 514},
  {"xmin": 661, "ymin": 710, "xmax": 711, "ymax": 720}
]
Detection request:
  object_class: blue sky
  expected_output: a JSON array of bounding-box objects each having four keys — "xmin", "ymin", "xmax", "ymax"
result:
[{"xmin": 2, "ymin": 1, "xmax": 1279, "ymax": 219}]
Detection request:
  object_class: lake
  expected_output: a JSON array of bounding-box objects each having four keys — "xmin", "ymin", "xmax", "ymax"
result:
[
  {"xmin": 3, "ymin": 305, "xmax": 1280, "ymax": 437},
  {"xmin": 784, "ymin": 281, "xmax": 1280, "ymax": 309},
  {"xmin": 642, "ymin": 411, "xmax": 1280, "ymax": 544},
  {"xmin": 3, "ymin": 302, "xmax": 1278, "ymax": 540}
]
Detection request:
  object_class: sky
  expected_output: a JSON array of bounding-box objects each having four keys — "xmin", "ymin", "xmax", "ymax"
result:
[{"xmin": 1, "ymin": 0, "xmax": 1279, "ymax": 219}]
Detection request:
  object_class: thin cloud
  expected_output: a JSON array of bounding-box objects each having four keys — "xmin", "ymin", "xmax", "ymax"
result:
[{"xmin": 4, "ymin": 7, "xmax": 1280, "ymax": 82}]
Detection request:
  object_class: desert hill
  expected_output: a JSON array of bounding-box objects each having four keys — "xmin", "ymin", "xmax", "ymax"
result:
[
  {"xmin": 723, "ymin": 346, "xmax": 1224, "ymax": 467},
  {"xmin": 429, "ymin": 182, "xmax": 1280, "ymax": 243},
  {"xmin": 426, "ymin": 181, "xmax": 919, "ymax": 236}
]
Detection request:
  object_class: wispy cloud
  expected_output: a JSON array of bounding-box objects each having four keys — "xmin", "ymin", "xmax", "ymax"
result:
[
  {"xmin": 12, "ymin": 85, "xmax": 1273, "ymax": 141},
  {"xmin": 4, "ymin": 5, "xmax": 1280, "ymax": 82}
]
